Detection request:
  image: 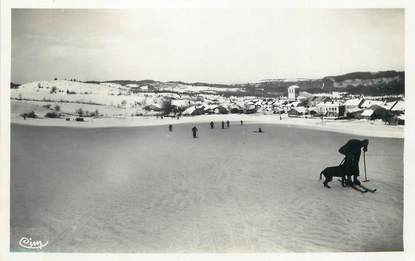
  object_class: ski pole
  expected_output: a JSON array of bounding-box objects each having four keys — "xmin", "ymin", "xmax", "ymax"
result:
[{"xmin": 363, "ymin": 151, "xmax": 369, "ymax": 182}]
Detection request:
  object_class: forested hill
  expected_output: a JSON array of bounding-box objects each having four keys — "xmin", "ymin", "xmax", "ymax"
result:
[{"xmin": 250, "ymin": 71, "xmax": 404, "ymax": 96}]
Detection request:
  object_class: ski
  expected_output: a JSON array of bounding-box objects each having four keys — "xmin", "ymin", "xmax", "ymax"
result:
[
  {"xmin": 356, "ymin": 184, "xmax": 377, "ymax": 193},
  {"xmin": 337, "ymin": 179, "xmax": 376, "ymax": 193},
  {"xmin": 350, "ymin": 184, "xmax": 368, "ymax": 193}
]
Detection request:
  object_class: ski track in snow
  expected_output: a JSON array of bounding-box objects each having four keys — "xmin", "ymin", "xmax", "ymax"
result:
[{"xmin": 10, "ymin": 123, "xmax": 403, "ymax": 252}]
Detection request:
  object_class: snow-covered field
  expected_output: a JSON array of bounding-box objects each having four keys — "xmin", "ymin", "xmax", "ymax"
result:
[
  {"xmin": 10, "ymin": 80, "xmax": 244, "ymax": 113},
  {"xmin": 11, "ymin": 99, "xmax": 404, "ymax": 139},
  {"xmin": 155, "ymin": 82, "xmax": 245, "ymax": 94},
  {"xmin": 10, "ymin": 80, "xmax": 162, "ymax": 110},
  {"xmin": 10, "ymin": 123, "xmax": 403, "ymax": 252}
]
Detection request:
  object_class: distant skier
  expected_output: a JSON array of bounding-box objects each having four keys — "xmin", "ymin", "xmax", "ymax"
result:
[
  {"xmin": 253, "ymin": 127, "xmax": 263, "ymax": 133},
  {"xmin": 240, "ymin": 120, "xmax": 243, "ymax": 125},
  {"xmin": 169, "ymin": 124, "xmax": 172, "ymax": 132},
  {"xmin": 338, "ymin": 139, "xmax": 369, "ymax": 186},
  {"xmin": 210, "ymin": 121, "xmax": 214, "ymax": 129},
  {"xmin": 221, "ymin": 121, "xmax": 225, "ymax": 129},
  {"xmin": 192, "ymin": 126, "xmax": 198, "ymax": 138},
  {"xmin": 226, "ymin": 120, "xmax": 230, "ymax": 128}
]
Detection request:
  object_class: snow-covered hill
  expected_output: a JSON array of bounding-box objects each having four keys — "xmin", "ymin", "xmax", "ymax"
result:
[
  {"xmin": 10, "ymin": 80, "xmax": 270, "ymax": 118},
  {"xmin": 11, "ymin": 80, "xmax": 131, "ymax": 105},
  {"xmin": 10, "ymin": 80, "xmax": 169, "ymax": 111}
]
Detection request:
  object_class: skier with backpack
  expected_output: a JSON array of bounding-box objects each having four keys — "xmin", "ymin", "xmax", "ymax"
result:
[{"xmin": 338, "ymin": 139, "xmax": 369, "ymax": 186}]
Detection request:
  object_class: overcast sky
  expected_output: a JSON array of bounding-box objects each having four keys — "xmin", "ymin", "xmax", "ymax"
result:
[{"xmin": 12, "ymin": 8, "xmax": 404, "ymax": 84}]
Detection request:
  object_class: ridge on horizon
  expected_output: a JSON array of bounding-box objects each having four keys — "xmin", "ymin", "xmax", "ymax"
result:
[
  {"xmin": 11, "ymin": 70, "xmax": 404, "ymax": 86},
  {"xmin": 10, "ymin": 70, "xmax": 404, "ymax": 97}
]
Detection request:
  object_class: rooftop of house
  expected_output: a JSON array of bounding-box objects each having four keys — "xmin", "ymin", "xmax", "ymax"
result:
[
  {"xmin": 344, "ymin": 98, "xmax": 363, "ymax": 106},
  {"xmin": 291, "ymin": 106, "xmax": 307, "ymax": 113},
  {"xmin": 391, "ymin": 100, "xmax": 405, "ymax": 111},
  {"xmin": 361, "ymin": 100, "xmax": 386, "ymax": 108},
  {"xmin": 316, "ymin": 101, "xmax": 341, "ymax": 107}
]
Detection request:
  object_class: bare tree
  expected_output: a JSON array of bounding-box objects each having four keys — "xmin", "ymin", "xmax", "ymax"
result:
[
  {"xmin": 161, "ymin": 98, "xmax": 173, "ymax": 115},
  {"xmin": 76, "ymin": 108, "xmax": 84, "ymax": 117}
]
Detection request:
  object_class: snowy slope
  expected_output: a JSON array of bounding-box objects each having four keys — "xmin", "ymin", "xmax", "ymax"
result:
[
  {"xmin": 10, "ymin": 123, "xmax": 403, "ymax": 252},
  {"xmin": 156, "ymin": 82, "xmax": 245, "ymax": 94},
  {"xmin": 10, "ymin": 80, "xmax": 160, "ymax": 109}
]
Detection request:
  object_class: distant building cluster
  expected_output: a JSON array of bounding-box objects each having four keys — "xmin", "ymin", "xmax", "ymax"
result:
[
  {"xmin": 280, "ymin": 85, "xmax": 405, "ymax": 125},
  {"xmin": 168, "ymin": 85, "xmax": 405, "ymax": 125},
  {"xmin": 10, "ymin": 80, "xmax": 405, "ymax": 125}
]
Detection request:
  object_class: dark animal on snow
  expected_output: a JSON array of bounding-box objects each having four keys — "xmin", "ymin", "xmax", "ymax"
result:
[{"xmin": 319, "ymin": 164, "xmax": 347, "ymax": 188}]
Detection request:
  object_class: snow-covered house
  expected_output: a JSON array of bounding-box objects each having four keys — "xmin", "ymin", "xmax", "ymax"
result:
[
  {"xmin": 229, "ymin": 104, "xmax": 243, "ymax": 113},
  {"xmin": 346, "ymin": 107, "xmax": 364, "ymax": 119},
  {"xmin": 361, "ymin": 109, "xmax": 374, "ymax": 119},
  {"xmin": 343, "ymin": 98, "xmax": 365, "ymax": 113},
  {"xmin": 203, "ymin": 104, "xmax": 218, "ymax": 114},
  {"xmin": 171, "ymin": 99, "xmax": 190, "ymax": 109},
  {"xmin": 143, "ymin": 104, "xmax": 162, "ymax": 112},
  {"xmin": 308, "ymin": 96, "xmax": 330, "ymax": 107},
  {"xmin": 390, "ymin": 100, "xmax": 405, "ymax": 113},
  {"xmin": 288, "ymin": 106, "xmax": 307, "ymax": 116},
  {"xmin": 361, "ymin": 99, "xmax": 386, "ymax": 109},
  {"xmin": 280, "ymin": 101, "xmax": 300, "ymax": 113},
  {"xmin": 182, "ymin": 106, "xmax": 205, "ymax": 115},
  {"xmin": 214, "ymin": 106, "xmax": 229, "ymax": 114},
  {"xmin": 244, "ymin": 104, "xmax": 257, "ymax": 114},
  {"xmin": 369, "ymin": 105, "xmax": 393, "ymax": 121},
  {"xmin": 316, "ymin": 101, "xmax": 345, "ymax": 117}
]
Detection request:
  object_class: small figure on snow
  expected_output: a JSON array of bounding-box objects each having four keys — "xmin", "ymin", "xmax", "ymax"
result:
[
  {"xmin": 221, "ymin": 121, "xmax": 225, "ymax": 129},
  {"xmin": 192, "ymin": 126, "xmax": 198, "ymax": 138},
  {"xmin": 210, "ymin": 121, "xmax": 214, "ymax": 129},
  {"xmin": 226, "ymin": 120, "xmax": 230, "ymax": 128},
  {"xmin": 169, "ymin": 124, "xmax": 173, "ymax": 132},
  {"xmin": 240, "ymin": 120, "xmax": 243, "ymax": 125},
  {"xmin": 338, "ymin": 139, "xmax": 369, "ymax": 186},
  {"xmin": 253, "ymin": 127, "xmax": 263, "ymax": 133}
]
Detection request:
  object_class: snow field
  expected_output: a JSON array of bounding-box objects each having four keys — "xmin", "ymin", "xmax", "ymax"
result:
[{"xmin": 10, "ymin": 123, "xmax": 403, "ymax": 252}]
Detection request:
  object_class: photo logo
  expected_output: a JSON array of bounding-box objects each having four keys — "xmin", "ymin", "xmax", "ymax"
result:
[{"xmin": 19, "ymin": 237, "xmax": 48, "ymax": 250}]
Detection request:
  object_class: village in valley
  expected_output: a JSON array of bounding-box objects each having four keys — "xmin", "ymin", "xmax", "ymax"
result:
[{"xmin": 10, "ymin": 71, "xmax": 405, "ymax": 126}]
